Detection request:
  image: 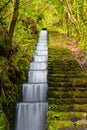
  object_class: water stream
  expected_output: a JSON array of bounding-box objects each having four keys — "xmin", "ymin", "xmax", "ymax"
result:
[
  {"xmin": 34, "ymin": 50, "xmax": 48, "ymax": 56},
  {"xmin": 23, "ymin": 84, "xmax": 48, "ymax": 102},
  {"xmin": 30, "ymin": 62, "xmax": 47, "ymax": 70},
  {"xmin": 16, "ymin": 103, "xmax": 48, "ymax": 130},
  {"xmin": 15, "ymin": 30, "xmax": 48, "ymax": 130}
]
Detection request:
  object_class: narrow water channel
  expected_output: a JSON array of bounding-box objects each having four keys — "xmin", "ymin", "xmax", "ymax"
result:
[{"xmin": 15, "ymin": 30, "xmax": 48, "ymax": 130}]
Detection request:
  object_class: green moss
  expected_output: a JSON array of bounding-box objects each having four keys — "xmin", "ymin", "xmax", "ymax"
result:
[
  {"xmin": 0, "ymin": 111, "xmax": 9, "ymax": 130},
  {"xmin": 48, "ymin": 111, "xmax": 87, "ymax": 121},
  {"xmin": 49, "ymin": 104, "xmax": 69, "ymax": 112},
  {"xmin": 74, "ymin": 104, "xmax": 87, "ymax": 112},
  {"xmin": 47, "ymin": 31, "xmax": 87, "ymax": 130},
  {"xmin": 0, "ymin": 28, "xmax": 37, "ymax": 129},
  {"xmin": 47, "ymin": 120, "xmax": 74, "ymax": 130},
  {"xmin": 47, "ymin": 111, "xmax": 87, "ymax": 129}
]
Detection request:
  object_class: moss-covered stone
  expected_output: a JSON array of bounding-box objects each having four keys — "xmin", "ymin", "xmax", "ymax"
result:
[{"xmin": 47, "ymin": 31, "xmax": 87, "ymax": 130}]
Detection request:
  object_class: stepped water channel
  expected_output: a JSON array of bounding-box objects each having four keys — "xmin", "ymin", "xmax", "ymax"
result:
[{"xmin": 15, "ymin": 30, "xmax": 48, "ymax": 130}]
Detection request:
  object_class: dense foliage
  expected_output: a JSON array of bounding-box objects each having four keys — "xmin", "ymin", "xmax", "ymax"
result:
[{"xmin": 0, "ymin": 0, "xmax": 87, "ymax": 130}]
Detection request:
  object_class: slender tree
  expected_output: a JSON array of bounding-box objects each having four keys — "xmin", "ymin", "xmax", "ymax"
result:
[{"xmin": 8, "ymin": 0, "xmax": 19, "ymax": 43}]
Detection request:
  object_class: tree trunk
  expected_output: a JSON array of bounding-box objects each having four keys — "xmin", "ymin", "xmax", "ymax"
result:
[
  {"xmin": 3, "ymin": 0, "xmax": 19, "ymax": 58},
  {"xmin": 8, "ymin": 0, "xmax": 19, "ymax": 43}
]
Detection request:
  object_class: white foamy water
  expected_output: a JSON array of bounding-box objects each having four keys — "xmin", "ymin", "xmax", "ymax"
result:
[
  {"xmin": 34, "ymin": 50, "xmax": 48, "ymax": 56},
  {"xmin": 33, "ymin": 56, "xmax": 48, "ymax": 62},
  {"xmin": 30, "ymin": 62, "xmax": 47, "ymax": 70},
  {"xmin": 22, "ymin": 84, "xmax": 48, "ymax": 102},
  {"xmin": 36, "ymin": 46, "xmax": 48, "ymax": 51},
  {"xmin": 37, "ymin": 42, "xmax": 47, "ymax": 46},
  {"xmin": 28, "ymin": 70, "xmax": 48, "ymax": 83},
  {"xmin": 16, "ymin": 103, "xmax": 48, "ymax": 130}
]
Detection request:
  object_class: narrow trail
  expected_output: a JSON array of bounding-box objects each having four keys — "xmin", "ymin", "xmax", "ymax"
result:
[{"xmin": 47, "ymin": 31, "xmax": 87, "ymax": 130}]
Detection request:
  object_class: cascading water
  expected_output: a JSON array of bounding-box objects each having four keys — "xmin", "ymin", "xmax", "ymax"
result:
[
  {"xmin": 34, "ymin": 50, "xmax": 48, "ymax": 56},
  {"xmin": 33, "ymin": 56, "xmax": 48, "ymax": 62},
  {"xmin": 16, "ymin": 103, "xmax": 48, "ymax": 130},
  {"xmin": 36, "ymin": 46, "xmax": 48, "ymax": 51},
  {"xmin": 23, "ymin": 84, "xmax": 48, "ymax": 102},
  {"xmin": 30, "ymin": 62, "xmax": 47, "ymax": 70},
  {"xmin": 28, "ymin": 70, "xmax": 48, "ymax": 83},
  {"xmin": 15, "ymin": 29, "xmax": 48, "ymax": 130}
]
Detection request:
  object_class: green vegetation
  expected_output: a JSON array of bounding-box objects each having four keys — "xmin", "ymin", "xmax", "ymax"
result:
[
  {"xmin": 0, "ymin": 0, "xmax": 87, "ymax": 130},
  {"xmin": 47, "ymin": 32, "xmax": 87, "ymax": 130},
  {"xmin": 0, "ymin": 103, "xmax": 9, "ymax": 130}
]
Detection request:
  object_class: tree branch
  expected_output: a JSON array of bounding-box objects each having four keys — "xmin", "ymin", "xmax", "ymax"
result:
[
  {"xmin": 3, "ymin": 1, "xmax": 32, "ymax": 19},
  {"xmin": 41, "ymin": 2, "xmax": 51, "ymax": 13}
]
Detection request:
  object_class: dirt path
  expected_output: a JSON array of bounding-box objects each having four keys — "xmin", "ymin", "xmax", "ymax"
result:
[
  {"xmin": 67, "ymin": 40, "xmax": 87, "ymax": 73},
  {"xmin": 47, "ymin": 31, "xmax": 87, "ymax": 130}
]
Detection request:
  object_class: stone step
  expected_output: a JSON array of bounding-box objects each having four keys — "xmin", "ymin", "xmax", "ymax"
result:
[
  {"xmin": 48, "ymin": 98, "xmax": 87, "ymax": 105},
  {"xmin": 48, "ymin": 78, "xmax": 71, "ymax": 82},
  {"xmin": 48, "ymin": 62, "xmax": 79, "ymax": 66},
  {"xmin": 48, "ymin": 87, "xmax": 87, "ymax": 92},
  {"xmin": 48, "ymin": 91, "xmax": 87, "ymax": 99},
  {"xmin": 48, "ymin": 111, "xmax": 87, "ymax": 121},
  {"xmin": 48, "ymin": 77, "xmax": 87, "ymax": 83},
  {"xmin": 48, "ymin": 66, "xmax": 83, "ymax": 71},
  {"xmin": 59, "ymin": 126, "xmax": 87, "ymax": 130},
  {"xmin": 49, "ymin": 104, "xmax": 87, "ymax": 112},
  {"xmin": 48, "ymin": 70, "xmax": 84, "ymax": 74},
  {"xmin": 48, "ymin": 72, "xmax": 83, "ymax": 75},
  {"xmin": 47, "ymin": 32, "xmax": 87, "ymax": 130},
  {"xmin": 48, "ymin": 63, "xmax": 82, "ymax": 70},
  {"xmin": 48, "ymin": 82, "xmax": 87, "ymax": 88},
  {"xmin": 48, "ymin": 68, "xmax": 84, "ymax": 73}
]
